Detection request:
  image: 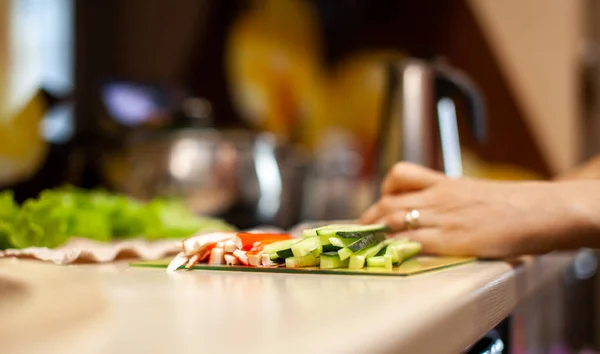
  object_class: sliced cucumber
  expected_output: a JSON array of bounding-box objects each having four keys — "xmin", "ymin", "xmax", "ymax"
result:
[
  {"xmin": 348, "ymin": 239, "xmax": 389, "ymax": 269},
  {"xmin": 320, "ymin": 252, "xmax": 350, "ymax": 269},
  {"xmin": 374, "ymin": 245, "xmax": 388, "ymax": 257},
  {"xmin": 318, "ymin": 234, "xmax": 333, "ymax": 246},
  {"xmin": 358, "ymin": 240, "xmax": 389, "ymax": 257},
  {"xmin": 334, "ymin": 224, "xmax": 390, "ymax": 238},
  {"xmin": 337, "ymin": 233, "xmax": 384, "ymax": 260},
  {"xmin": 338, "ymin": 247, "xmax": 354, "ymax": 261},
  {"xmin": 291, "ymin": 236, "xmax": 322, "ymax": 257},
  {"xmin": 276, "ymin": 248, "xmax": 294, "ymax": 259},
  {"xmin": 382, "ymin": 239, "xmax": 416, "ymax": 263},
  {"xmin": 262, "ymin": 239, "xmax": 297, "ymax": 260},
  {"xmin": 366, "ymin": 254, "xmax": 393, "ymax": 269},
  {"xmin": 348, "ymin": 255, "xmax": 366, "ymax": 269},
  {"xmin": 385, "ymin": 245, "xmax": 399, "ymax": 263},
  {"xmin": 285, "ymin": 253, "xmax": 319, "ymax": 268},
  {"xmin": 348, "ymin": 233, "xmax": 385, "ymax": 252},
  {"xmin": 395, "ymin": 242, "xmax": 422, "ymax": 260},
  {"xmin": 315, "ymin": 224, "xmax": 389, "ymax": 238},
  {"xmin": 302, "ymin": 229, "xmax": 319, "ymax": 238},
  {"xmin": 311, "ymin": 245, "xmax": 323, "ymax": 257},
  {"xmin": 322, "ymin": 244, "xmax": 342, "ymax": 252},
  {"xmin": 302, "ymin": 224, "xmax": 357, "ymax": 238},
  {"xmin": 329, "ymin": 236, "xmax": 360, "ymax": 248}
]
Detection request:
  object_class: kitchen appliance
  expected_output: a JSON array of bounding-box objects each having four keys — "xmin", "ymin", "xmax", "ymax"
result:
[
  {"xmin": 375, "ymin": 58, "xmax": 486, "ymax": 182},
  {"xmin": 302, "ymin": 58, "xmax": 486, "ymax": 221},
  {"xmin": 101, "ymin": 128, "xmax": 308, "ymax": 230}
]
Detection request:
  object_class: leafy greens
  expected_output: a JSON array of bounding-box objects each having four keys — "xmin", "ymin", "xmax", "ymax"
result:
[{"xmin": 0, "ymin": 187, "xmax": 234, "ymax": 250}]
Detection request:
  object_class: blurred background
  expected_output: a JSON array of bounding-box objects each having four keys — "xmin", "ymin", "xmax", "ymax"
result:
[{"xmin": 0, "ymin": 0, "xmax": 599, "ymax": 352}]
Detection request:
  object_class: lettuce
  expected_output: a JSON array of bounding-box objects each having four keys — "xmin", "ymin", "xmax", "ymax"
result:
[
  {"xmin": 0, "ymin": 187, "xmax": 235, "ymax": 250},
  {"xmin": 0, "ymin": 191, "xmax": 18, "ymax": 249}
]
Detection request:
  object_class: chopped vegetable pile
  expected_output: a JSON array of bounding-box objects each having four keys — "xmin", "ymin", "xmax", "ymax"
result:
[
  {"xmin": 0, "ymin": 187, "xmax": 234, "ymax": 250},
  {"xmin": 167, "ymin": 224, "xmax": 422, "ymax": 271}
]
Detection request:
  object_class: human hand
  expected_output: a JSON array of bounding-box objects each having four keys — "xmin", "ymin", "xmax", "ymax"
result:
[{"xmin": 360, "ymin": 163, "xmax": 594, "ymax": 258}]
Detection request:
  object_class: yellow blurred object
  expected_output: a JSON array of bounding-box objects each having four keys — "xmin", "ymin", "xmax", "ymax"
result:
[
  {"xmin": 225, "ymin": 0, "xmax": 326, "ymax": 146},
  {"xmin": 226, "ymin": 2, "xmax": 409, "ymax": 152},
  {"xmin": 0, "ymin": 0, "xmax": 48, "ymax": 186},
  {"xmin": 0, "ymin": 90, "xmax": 49, "ymax": 186},
  {"xmin": 461, "ymin": 149, "xmax": 543, "ymax": 180}
]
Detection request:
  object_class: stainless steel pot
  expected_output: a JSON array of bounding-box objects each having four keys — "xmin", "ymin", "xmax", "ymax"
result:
[{"xmin": 101, "ymin": 128, "xmax": 308, "ymax": 229}]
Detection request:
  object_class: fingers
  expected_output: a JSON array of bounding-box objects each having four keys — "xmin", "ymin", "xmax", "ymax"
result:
[
  {"xmin": 360, "ymin": 193, "xmax": 426, "ymax": 226},
  {"xmin": 374, "ymin": 207, "xmax": 435, "ymax": 232},
  {"xmin": 381, "ymin": 162, "xmax": 446, "ymax": 195}
]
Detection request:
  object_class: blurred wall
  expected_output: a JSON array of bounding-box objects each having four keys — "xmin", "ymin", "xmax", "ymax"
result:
[
  {"xmin": 468, "ymin": 0, "xmax": 585, "ymax": 174},
  {"xmin": 114, "ymin": 0, "xmax": 211, "ymax": 82},
  {"xmin": 77, "ymin": 0, "xmax": 576, "ymax": 178}
]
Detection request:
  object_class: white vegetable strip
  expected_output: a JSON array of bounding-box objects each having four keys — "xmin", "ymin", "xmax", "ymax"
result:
[
  {"xmin": 233, "ymin": 249, "xmax": 249, "ymax": 265},
  {"xmin": 261, "ymin": 253, "xmax": 274, "ymax": 266},
  {"xmin": 167, "ymin": 252, "xmax": 189, "ymax": 272},
  {"xmin": 185, "ymin": 253, "xmax": 201, "ymax": 268},
  {"xmin": 248, "ymin": 252, "xmax": 262, "ymax": 266},
  {"xmin": 182, "ymin": 233, "xmax": 234, "ymax": 256},
  {"xmin": 224, "ymin": 254, "xmax": 239, "ymax": 265},
  {"xmin": 209, "ymin": 248, "xmax": 225, "ymax": 265},
  {"xmin": 232, "ymin": 236, "xmax": 243, "ymax": 250},
  {"xmin": 223, "ymin": 240, "xmax": 238, "ymax": 253}
]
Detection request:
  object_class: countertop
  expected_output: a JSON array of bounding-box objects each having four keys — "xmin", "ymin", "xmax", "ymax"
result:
[{"xmin": 0, "ymin": 253, "xmax": 574, "ymax": 354}]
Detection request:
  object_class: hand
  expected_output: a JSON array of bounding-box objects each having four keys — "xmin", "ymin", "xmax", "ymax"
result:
[{"xmin": 360, "ymin": 163, "xmax": 597, "ymax": 258}]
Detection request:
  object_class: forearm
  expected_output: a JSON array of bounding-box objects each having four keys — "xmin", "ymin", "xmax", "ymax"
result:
[
  {"xmin": 538, "ymin": 181, "xmax": 600, "ymax": 251},
  {"xmin": 555, "ymin": 155, "xmax": 600, "ymax": 181}
]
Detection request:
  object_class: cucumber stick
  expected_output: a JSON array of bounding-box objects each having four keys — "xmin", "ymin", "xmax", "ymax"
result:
[
  {"xmin": 312, "ymin": 245, "xmax": 323, "ymax": 257},
  {"xmin": 334, "ymin": 225, "xmax": 390, "ymax": 238},
  {"xmin": 329, "ymin": 236, "xmax": 360, "ymax": 248},
  {"xmin": 322, "ymin": 244, "xmax": 341, "ymax": 252},
  {"xmin": 385, "ymin": 245, "xmax": 399, "ymax": 263},
  {"xmin": 395, "ymin": 242, "xmax": 422, "ymax": 259},
  {"xmin": 292, "ymin": 236, "xmax": 322, "ymax": 257},
  {"xmin": 276, "ymin": 248, "xmax": 294, "ymax": 259},
  {"xmin": 302, "ymin": 224, "xmax": 358, "ymax": 238},
  {"xmin": 320, "ymin": 252, "xmax": 349, "ymax": 269},
  {"xmin": 338, "ymin": 247, "xmax": 354, "ymax": 261},
  {"xmin": 337, "ymin": 233, "xmax": 385, "ymax": 260},
  {"xmin": 317, "ymin": 224, "xmax": 389, "ymax": 238},
  {"xmin": 384, "ymin": 241, "xmax": 422, "ymax": 263},
  {"xmin": 348, "ymin": 255, "xmax": 366, "ymax": 269},
  {"xmin": 285, "ymin": 253, "xmax": 319, "ymax": 268},
  {"xmin": 348, "ymin": 240, "xmax": 390, "ymax": 269},
  {"xmin": 366, "ymin": 255, "xmax": 393, "ymax": 269},
  {"xmin": 349, "ymin": 233, "xmax": 385, "ymax": 252},
  {"xmin": 262, "ymin": 239, "xmax": 297, "ymax": 260}
]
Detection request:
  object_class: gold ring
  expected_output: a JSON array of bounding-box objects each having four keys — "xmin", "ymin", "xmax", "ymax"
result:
[{"xmin": 404, "ymin": 209, "xmax": 421, "ymax": 230}]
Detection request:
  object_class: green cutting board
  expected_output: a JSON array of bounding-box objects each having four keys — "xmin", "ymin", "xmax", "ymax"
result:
[{"xmin": 130, "ymin": 256, "xmax": 476, "ymax": 276}]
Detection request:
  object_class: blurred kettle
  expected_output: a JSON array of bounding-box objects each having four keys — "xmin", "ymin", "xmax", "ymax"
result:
[
  {"xmin": 374, "ymin": 58, "xmax": 486, "ymax": 184},
  {"xmin": 302, "ymin": 58, "xmax": 486, "ymax": 221}
]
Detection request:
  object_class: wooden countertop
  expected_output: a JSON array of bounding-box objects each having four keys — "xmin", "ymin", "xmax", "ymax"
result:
[{"xmin": 0, "ymin": 253, "xmax": 574, "ymax": 354}]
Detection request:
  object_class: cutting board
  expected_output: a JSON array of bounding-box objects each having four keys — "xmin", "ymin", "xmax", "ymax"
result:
[{"xmin": 130, "ymin": 256, "xmax": 476, "ymax": 276}]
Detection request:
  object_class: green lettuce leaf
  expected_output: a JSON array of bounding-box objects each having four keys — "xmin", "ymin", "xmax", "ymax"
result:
[
  {"xmin": 140, "ymin": 199, "xmax": 232, "ymax": 240},
  {"xmin": 9, "ymin": 197, "xmax": 71, "ymax": 249},
  {"xmin": 0, "ymin": 191, "xmax": 18, "ymax": 248},
  {"xmin": 0, "ymin": 186, "xmax": 235, "ymax": 250}
]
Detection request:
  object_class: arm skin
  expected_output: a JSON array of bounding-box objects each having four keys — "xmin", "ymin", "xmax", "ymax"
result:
[
  {"xmin": 555, "ymin": 155, "xmax": 600, "ymax": 181},
  {"xmin": 540, "ymin": 180, "xmax": 600, "ymax": 252},
  {"xmin": 360, "ymin": 163, "xmax": 600, "ymax": 258}
]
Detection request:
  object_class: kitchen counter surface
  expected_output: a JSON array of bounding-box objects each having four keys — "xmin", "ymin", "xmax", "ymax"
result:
[{"xmin": 0, "ymin": 253, "xmax": 574, "ymax": 354}]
